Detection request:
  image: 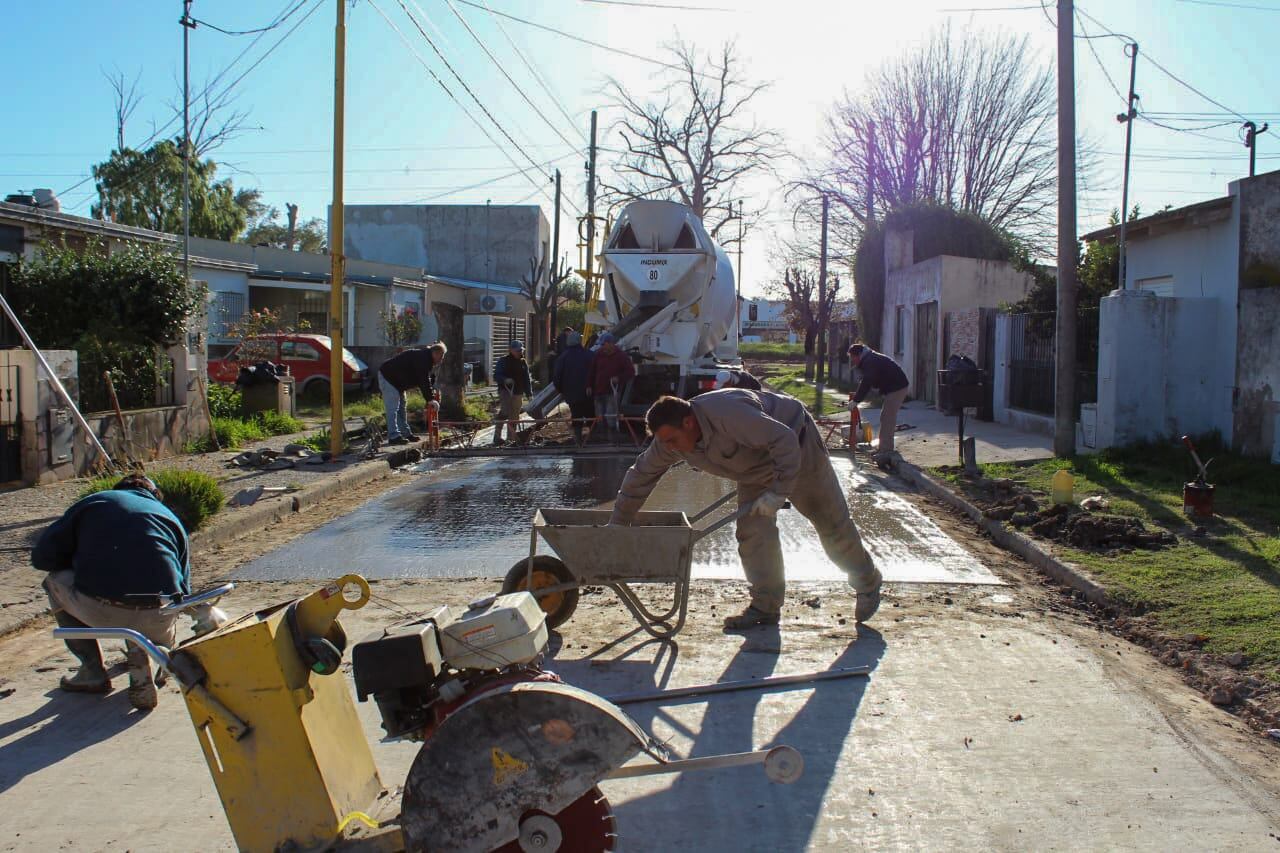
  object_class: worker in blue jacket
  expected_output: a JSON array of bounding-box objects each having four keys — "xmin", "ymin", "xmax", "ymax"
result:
[
  {"xmin": 32, "ymin": 474, "xmax": 191, "ymax": 710},
  {"xmin": 849, "ymin": 343, "xmax": 910, "ymax": 463},
  {"xmin": 552, "ymin": 331, "xmax": 594, "ymax": 444}
]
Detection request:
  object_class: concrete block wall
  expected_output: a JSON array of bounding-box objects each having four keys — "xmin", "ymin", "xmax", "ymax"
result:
[{"xmin": 948, "ymin": 308, "xmax": 980, "ymax": 360}]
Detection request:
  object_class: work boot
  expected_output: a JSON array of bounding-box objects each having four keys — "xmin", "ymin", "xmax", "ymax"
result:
[
  {"xmin": 855, "ymin": 583, "xmax": 882, "ymax": 623},
  {"xmin": 722, "ymin": 605, "xmax": 781, "ymax": 632},
  {"xmin": 54, "ymin": 610, "xmax": 111, "ymax": 694},
  {"xmin": 125, "ymin": 647, "xmax": 158, "ymax": 711}
]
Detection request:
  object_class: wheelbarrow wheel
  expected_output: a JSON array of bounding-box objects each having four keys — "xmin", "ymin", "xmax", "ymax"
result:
[{"xmin": 502, "ymin": 556, "xmax": 579, "ymax": 629}]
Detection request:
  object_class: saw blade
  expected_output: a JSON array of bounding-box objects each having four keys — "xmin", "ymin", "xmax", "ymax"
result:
[{"xmin": 494, "ymin": 786, "xmax": 617, "ymax": 853}]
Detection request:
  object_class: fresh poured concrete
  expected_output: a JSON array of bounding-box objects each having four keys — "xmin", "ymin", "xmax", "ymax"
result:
[{"xmin": 236, "ymin": 456, "xmax": 999, "ymax": 586}]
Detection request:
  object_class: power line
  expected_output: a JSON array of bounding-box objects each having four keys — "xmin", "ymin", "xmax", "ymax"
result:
[
  {"xmin": 1075, "ymin": 10, "xmax": 1127, "ymax": 104},
  {"xmin": 582, "ymin": 0, "xmax": 732, "ymax": 9},
  {"xmin": 472, "ymin": 0, "xmax": 585, "ymax": 139},
  {"xmin": 1175, "ymin": 0, "xmax": 1280, "ymax": 10},
  {"xmin": 57, "ymin": 0, "xmax": 325, "ymax": 199},
  {"xmin": 190, "ymin": 0, "xmax": 310, "ymax": 36},
  {"xmin": 452, "ymin": 0, "xmax": 718, "ymax": 80},
  {"xmin": 441, "ymin": 0, "xmax": 583, "ymax": 152},
  {"xmin": 368, "ymin": 0, "xmax": 577, "ymax": 213},
  {"xmin": 393, "ymin": 0, "xmax": 553, "ymax": 185}
]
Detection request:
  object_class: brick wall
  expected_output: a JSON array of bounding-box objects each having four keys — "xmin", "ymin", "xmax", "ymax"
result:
[{"xmin": 948, "ymin": 308, "xmax": 980, "ymax": 360}]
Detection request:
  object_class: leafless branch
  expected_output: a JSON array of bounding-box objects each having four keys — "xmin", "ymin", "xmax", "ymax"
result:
[
  {"xmin": 104, "ymin": 67, "xmax": 143, "ymax": 151},
  {"xmin": 600, "ymin": 40, "xmax": 783, "ymax": 240}
]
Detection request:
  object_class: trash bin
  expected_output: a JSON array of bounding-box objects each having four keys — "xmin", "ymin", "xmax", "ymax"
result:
[
  {"xmin": 937, "ymin": 355, "xmax": 985, "ymax": 415},
  {"xmin": 238, "ymin": 363, "xmax": 295, "ymax": 417}
]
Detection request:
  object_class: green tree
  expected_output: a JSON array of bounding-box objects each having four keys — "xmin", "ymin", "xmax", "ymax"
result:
[
  {"xmin": 91, "ymin": 140, "xmax": 250, "ymax": 240},
  {"xmin": 1010, "ymin": 207, "xmax": 1138, "ymax": 316}
]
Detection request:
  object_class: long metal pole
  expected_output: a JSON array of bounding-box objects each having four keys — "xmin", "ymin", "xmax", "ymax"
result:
[
  {"xmin": 0, "ymin": 293, "xmax": 113, "ymax": 468},
  {"xmin": 608, "ymin": 665, "xmax": 871, "ymax": 705},
  {"xmin": 586, "ymin": 110, "xmax": 598, "ymax": 318},
  {"xmin": 550, "ymin": 169, "xmax": 562, "ymax": 334},
  {"xmin": 181, "ymin": 1, "xmax": 193, "ymax": 289},
  {"xmin": 328, "ymin": 0, "xmax": 346, "ymax": 456},
  {"xmin": 736, "ymin": 199, "xmax": 743, "ymax": 343},
  {"xmin": 1054, "ymin": 0, "xmax": 1079, "ymax": 458},
  {"xmin": 1116, "ymin": 42, "xmax": 1138, "ymax": 291}
]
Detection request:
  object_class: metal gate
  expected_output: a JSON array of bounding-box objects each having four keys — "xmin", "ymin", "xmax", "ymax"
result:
[
  {"xmin": 1008, "ymin": 312, "xmax": 1055, "ymax": 415},
  {"xmin": 0, "ymin": 359, "xmax": 20, "ymax": 484},
  {"xmin": 914, "ymin": 301, "xmax": 938, "ymax": 404}
]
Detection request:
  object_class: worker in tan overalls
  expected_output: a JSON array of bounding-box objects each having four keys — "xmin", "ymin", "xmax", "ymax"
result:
[{"xmin": 609, "ymin": 389, "xmax": 883, "ymax": 630}]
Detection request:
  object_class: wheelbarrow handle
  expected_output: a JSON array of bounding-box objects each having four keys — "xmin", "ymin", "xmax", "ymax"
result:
[{"xmin": 691, "ymin": 499, "xmax": 791, "ymax": 543}]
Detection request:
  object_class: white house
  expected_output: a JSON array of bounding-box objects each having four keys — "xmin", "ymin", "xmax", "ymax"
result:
[{"xmin": 1081, "ymin": 170, "xmax": 1280, "ymax": 461}]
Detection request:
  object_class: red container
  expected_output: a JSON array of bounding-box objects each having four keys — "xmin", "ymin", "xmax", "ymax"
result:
[{"xmin": 1183, "ymin": 482, "xmax": 1215, "ymax": 518}]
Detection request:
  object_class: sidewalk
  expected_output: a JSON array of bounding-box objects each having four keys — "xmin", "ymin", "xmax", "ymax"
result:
[{"xmin": 858, "ymin": 400, "xmax": 1053, "ymax": 467}]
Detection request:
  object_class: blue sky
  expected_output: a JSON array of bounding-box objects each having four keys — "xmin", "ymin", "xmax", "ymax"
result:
[{"xmin": 4, "ymin": 1, "xmax": 1278, "ymax": 295}]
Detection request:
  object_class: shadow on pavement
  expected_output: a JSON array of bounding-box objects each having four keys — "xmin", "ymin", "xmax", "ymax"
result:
[
  {"xmin": 555, "ymin": 624, "xmax": 886, "ymax": 852},
  {"xmin": 0, "ymin": 688, "xmax": 148, "ymax": 794}
]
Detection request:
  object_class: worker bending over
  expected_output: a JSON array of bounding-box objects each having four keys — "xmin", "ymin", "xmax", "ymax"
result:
[
  {"xmin": 610, "ymin": 389, "xmax": 883, "ymax": 629},
  {"xmin": 379, "ymin": 342, "xmax": 445, "ymax": 445},
  {"xmin": 848, "ymin": 343, "xmax": 910, "ymax": 464},
  {"xmin": 32, "ymin": 475, "xmax": 201, "ymax": 710}
]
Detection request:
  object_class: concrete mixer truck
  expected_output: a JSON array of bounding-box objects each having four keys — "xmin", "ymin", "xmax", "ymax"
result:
[{"xmin": 526, "ymin": 200, "xmax": 739, "ymax": 420}]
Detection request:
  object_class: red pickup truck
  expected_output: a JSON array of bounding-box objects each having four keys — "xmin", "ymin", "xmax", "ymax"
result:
[{"xmin": 208, "ymin": 334, "xmax": 368, "ymax": 399}]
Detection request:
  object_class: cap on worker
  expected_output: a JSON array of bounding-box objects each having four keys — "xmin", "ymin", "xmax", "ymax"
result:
[
  {"xmin": 510, "ymin": 340, "xmax": 524, "ymax": 351},
  {"xmin": 712, "ymin": 369, "xmax": 732, "ymax": 390},
  {"xmin": 599, "ymin": 332, "xmax": 616, "ymax": 344}
]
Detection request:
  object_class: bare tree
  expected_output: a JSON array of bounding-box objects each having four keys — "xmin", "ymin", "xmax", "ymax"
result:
[
  {"xmin": 821, "ymin": 24, "xmax": 1058, "ymax": 246},
  {"xmin": 601, "ymin": 41, "xmax": 783, "ymax": 244},
  {"xmin": 168, "ymin": 78, "xmax": 255, "ymax": 157},
  {"xmin": 104, "ymin": 67, "xmax": 143, "ymax": 151},
  {"xmin": 518, "ymin": 255, "xmax": 573, "ymax": 362}
]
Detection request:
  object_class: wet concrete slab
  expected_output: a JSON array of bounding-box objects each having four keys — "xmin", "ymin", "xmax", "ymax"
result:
[{"xmin": 236, "ymin": 455, "xmax": 999, "ymax": 586}]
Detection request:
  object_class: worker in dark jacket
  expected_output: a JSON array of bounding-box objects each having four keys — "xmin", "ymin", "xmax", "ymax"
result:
[
  {"xmin": 712, "ymin": 368, "xmax": 762, "ymax": 391},
  {"xmin": 586, "ymin": 333, "xmax": 636, "ymax": 440},
  {"xmin": 552, "ymin": 331, "xmax": 594, "ymax": 444},
  {"xmin": 493, "ymin": 340, "xmax": 533, "ymax": 445},
  {"xmin": 848, "ymin": 343, "xmax": 910, "ymax": 461},
  {"xmin": 379, "ymin": 343, "xmax": 446, "ymax": 445},
  {"xmin": 32, "ymin": 475, "xmax": 191, "ymax": 709}
]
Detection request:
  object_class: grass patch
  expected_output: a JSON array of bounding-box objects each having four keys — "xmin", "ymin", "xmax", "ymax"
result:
[
  {"xmin": 184, "ymin": 409, "xmax": 307, "ymax": 453},
  {"xmin": 298, "ymin": 391, "xmax": 384, "ymax": 421},
  {"xmin": 80, "ymin": 469, "xmax": 225, "ymax": 532},
  {"xmin": 757, "ymin": 364, "xmax": 846, "ymax": 416},
  {"xmin": 933, "ymin": 438, "xmax": 1280, "ymax": 680},
  {"xmin": 740, "ymin": 342, "xmax": 804, "ymax": 361}
]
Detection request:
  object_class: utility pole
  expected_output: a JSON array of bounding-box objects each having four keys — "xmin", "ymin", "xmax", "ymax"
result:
[
  {"xmin": 1244, "ymin": 120, "xmax": 1269, "ymax": 177},
  {"xmin": 550, "ymin": 169, "xmax": 562, "ymax": 334},
  {"xmin": 866, "ymin": 120, "xmax": 876, "ymax": 225},
  {"xmin": 1054, "ymin": 0, "xmax": 1079, "ymax": 458},
  {"xmin": 328, "ymin": 0, "xmax": 346, "ymax": 456},
  {"xmin": 736, "ymin": 199, "xmax": 743, "ymax": 342},
  {"xmin": 1116, "ymin": 42, "xmax": 1139, "ymax": 291},
  {"xmin": 181, "ymin": 1, "xmax": 194, "ymax": 289},
  {"xmin": 585, "ymin": 110, "xmax": 599, "ymax": 315},
  {"xmin": 816, "ymin": 192, "xmax": 830, "ymax": 385}
]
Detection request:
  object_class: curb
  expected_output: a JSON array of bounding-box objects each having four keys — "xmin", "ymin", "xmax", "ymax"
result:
[
  {"xmin": 190, "ymin": 444, "xmax": 424, "ymax": 551},
  {"xmin": 892, "ymin": 458, "xmax": 1110, "ymax": 606}
]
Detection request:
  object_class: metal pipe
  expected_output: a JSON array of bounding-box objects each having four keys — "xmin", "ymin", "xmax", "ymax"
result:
[
  {"xmin": 161, "ymin": 582, "xmax": 235, "ymax": 613},
  {"xmin": 0, "ymin": 292, "xmax": 113, "ymax": 468},
  {"xmin": 606, "ymin": 745, "xmax": 798, "ymax": 780},
  {"xmin": 55, "ymin": 626, "xmax": 172, "ymax": 671},
  {"xmin": 608, "ymin": 664, "xmax": 870, "ymax": 705}
]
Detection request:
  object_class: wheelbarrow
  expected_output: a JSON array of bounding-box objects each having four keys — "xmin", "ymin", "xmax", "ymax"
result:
[{"xmin": 500, "ymin": 491, "xmax": 767, "ymax": 639}]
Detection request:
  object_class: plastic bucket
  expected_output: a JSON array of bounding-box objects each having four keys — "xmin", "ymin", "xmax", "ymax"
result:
[{"xmin": 1182, "ymin": 482, "xmax": 1215, "ymax": 517}]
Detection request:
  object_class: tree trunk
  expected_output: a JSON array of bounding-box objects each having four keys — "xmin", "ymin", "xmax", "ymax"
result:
[{"xmin": 803, "ymin": 327, "xmax": 816, "ymax": 382}]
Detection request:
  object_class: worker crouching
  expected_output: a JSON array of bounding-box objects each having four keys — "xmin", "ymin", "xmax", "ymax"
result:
[
  {"xmin": 609, "ymin": 390, "xmax": 883, "ymax": 630},
  {"xmin": 31, "ymin": 475, "xmax": 203, "ymax": 710}
]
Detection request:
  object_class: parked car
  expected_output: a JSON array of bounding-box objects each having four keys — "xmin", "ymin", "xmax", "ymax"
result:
[{"xmin": 208, "ymin": 334, "xmax": 368, "ymax": 400}]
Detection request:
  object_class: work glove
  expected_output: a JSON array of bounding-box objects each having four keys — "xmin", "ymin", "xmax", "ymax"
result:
[
  {"xmin": 748, "ymin": 490, "xmax": 788, "ymax": 518},
  {"xmin": 504, "ymin": 378, "xmax": 515, "ymax": 391}
]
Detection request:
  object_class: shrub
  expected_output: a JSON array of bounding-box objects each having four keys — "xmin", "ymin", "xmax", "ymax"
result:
[
  {"xmin": 212, "ymin": 415, "xmax": 266, "ymax": 449},
  {"xmin": 301, "ymin": 428, "xmax": 346, "ymax": 454},
  {"xmin": 78, "ymin": 469, "xmax": 225, "ymax": 532},
  {"xmin": 206, "ymin": 384, "xmax": 243, "ymax": 419},
  {"xmin": 255, "ymin": 410, "xmax": 305, "ymax": 436}
]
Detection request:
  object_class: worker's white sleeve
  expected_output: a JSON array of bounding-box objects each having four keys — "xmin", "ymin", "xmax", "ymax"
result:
[{"xmin": 610, "ymin": 443, "xmax": 676, "ymax": 523}]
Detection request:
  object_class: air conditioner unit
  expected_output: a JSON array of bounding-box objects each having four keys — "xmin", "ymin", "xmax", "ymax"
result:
[{"xmin": 473, "ymin": 293, "xmax": 509, "ymax": 314}]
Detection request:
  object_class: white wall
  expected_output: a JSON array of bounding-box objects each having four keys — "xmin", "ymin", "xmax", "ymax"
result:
[
  {"xmin": 1095, "ymin": 291, "xmax": 1220, "ymax": 448},
  {"xmin": 1121, "ymin": 202, "xmax": 1239, "ymax": 442}
]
